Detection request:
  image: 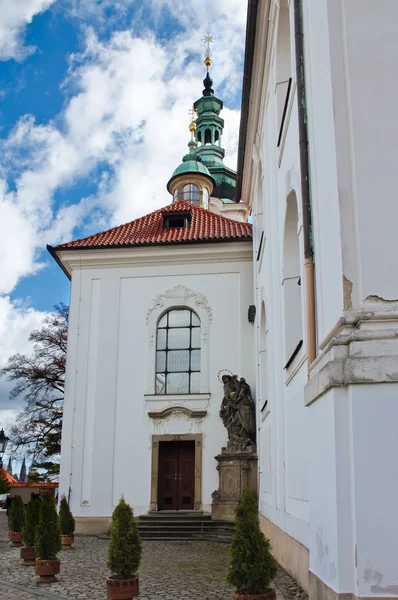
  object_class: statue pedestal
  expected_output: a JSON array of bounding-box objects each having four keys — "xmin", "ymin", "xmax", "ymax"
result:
[{"xmin": 211, "ymin": 449, "xmax": 258, "ymax": 521}]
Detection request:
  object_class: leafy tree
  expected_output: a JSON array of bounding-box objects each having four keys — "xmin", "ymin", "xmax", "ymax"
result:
[
  {"xmin": 108, "ymin": 497, "xmax": 142, "ymax": 579},
  {"xmin": 59, "ymin": 496, "xmax": 75, "ymax": 535},
  {"xmin": 0, "ymin": 470, "xmax": 11, "ymax": 494},
  {"xmin": 1, "ymin": 304, "xmax": 68, "ymax": 477},
  {"xmin": 35, "ymin": 497, "xmax": 61, "ymax": 560},
  {"xmin": 227, "ymin": 488, "xmax": 277, "ymax": 595},
  {"xmin": 8, "ymin": 494, "xmax": 25, "ymax": 532},
  {"xmin": 22, "ymin": 497, "xmax": 41, "ymax": 547}
]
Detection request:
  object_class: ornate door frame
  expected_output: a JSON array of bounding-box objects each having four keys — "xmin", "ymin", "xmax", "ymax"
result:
[{"xmin": 150, "ymin": 433, "xmax": 202, "ymax": 511}]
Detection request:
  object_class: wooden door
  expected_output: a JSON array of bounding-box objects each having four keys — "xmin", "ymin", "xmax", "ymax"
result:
[
  {"xmin": 177, "ymin": 442, "xmax": 195, "ymax": 510},
  {"xmin": 158, "ymin": 441, "xmax": 195, "ymax": 510}
]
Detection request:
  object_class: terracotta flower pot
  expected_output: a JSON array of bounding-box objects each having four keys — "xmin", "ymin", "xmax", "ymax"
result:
[
  {"xmin": 35, "ymin": 559, "xmax": 61, "ymax": 583},
  {"xmin": 9, "ymin": 531, "xmax": 23, "ymax": 547},
  {"xmin": 106, "ymin": 576, "xmax": 139, "ymax": 599},
  {"xmin": 233, "ymin": 590, "xmax": 276, "ymax": 600},
  {"xmin": 20, "ymin": 546, "xmax": 37, "ymax": 566},
  {"xmin": 61, "ymin": 533, "xmax": 74, "ymax": 550}
]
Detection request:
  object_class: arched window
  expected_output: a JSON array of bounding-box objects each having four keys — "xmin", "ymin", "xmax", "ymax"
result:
[
  {"xmin": 204, "ymin": 129, "xmax": 211, "ymax": 145},
  {"xmin": 202, "ymin": 188, "xmax": 209, "ymax": 209},
  {"xmin": 173, "ymin": 188, "xmax": 179, "ymax": 202},
  {"xmin": 276, "ymin": 0, "xmax": 292, "ymax": 144},
  {"xmin": 182, "ymin": 184, "xmax": 200, "ymax": 205},
  {"xmin": 155, "ymin": 309, "xmax": 201, "ymax": 395},
  {"xmin": 283, "ymin": 192, "xmax": 303, "ymax": 364},
  {"xmin": 197, "ymin": 131, "xmax": 202, "ymax": 144},
  {"xmin": 215, "ymin": 130, "xmax": 219, "ymax": 143}
]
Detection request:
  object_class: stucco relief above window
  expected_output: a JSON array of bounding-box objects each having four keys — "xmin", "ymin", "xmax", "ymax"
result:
[{"xmin": 145, "ymin": 285, "xmax": 211, "ymax": 396}]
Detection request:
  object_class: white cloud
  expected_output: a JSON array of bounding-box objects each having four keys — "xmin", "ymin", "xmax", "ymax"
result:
[
  {"xmin": 0, "ymin": 297, "xmax": 47, "ymax": 425},
  {"xmin": 0, "ymin": 0, "xmax": 56, "ymax": 61},
  {"xmin": 0, "ymin": 296, "xmax": 46, "ymax": 366},
  {"xmin": 0, "ymin": 4, "xmax": 244, "ymax": 294}
]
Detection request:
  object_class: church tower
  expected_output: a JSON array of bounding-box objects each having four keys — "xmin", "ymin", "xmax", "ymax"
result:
[
  {"xmin": 193, "ymin": 36, "xmax": 237, "ymax": 202},
  {"xmin": 166, "ymin": 38, "xmax": 248, "ymax": 222},
  {"xmin": 166, "ymin": 112, "xmax": 215, "ymax": 209}
]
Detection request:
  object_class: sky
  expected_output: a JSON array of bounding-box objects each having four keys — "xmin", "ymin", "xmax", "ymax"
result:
[{"xmin": 0, "ymin": 0, "xmax": 247, "ymax": 439}]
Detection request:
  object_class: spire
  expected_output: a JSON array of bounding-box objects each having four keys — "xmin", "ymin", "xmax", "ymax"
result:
[
  {"xmin": 201, "ymin": 34, "xmax": 214, "ymax": 96},
  {"xmin": 182, "ymin": 107, "xmax": 201, "ymax": 162},
  {"xmin": 192, "ymin": 35, "xmax": 237, "ymax": 201},
  {"xmin": 19, "ymin": 457, "xmax": 27, "ymax": 483},
  {"xmin": 7, "ymin": 456, "xmax": 12, "ymax": 473}
]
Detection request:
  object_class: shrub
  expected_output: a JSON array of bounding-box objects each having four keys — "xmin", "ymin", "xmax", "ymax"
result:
[
  {"xmin": 22, "ymin": 498, "xmax": 41, "ymax": 547},
  {"xmin": 227, "ymin": 488, "xmax": 277, "ymax": 595},
  {"xmin": 8, "ymin": 495, "xmax": 25, "ymax": 532},
  {"xmin": 108, "ymin": 497, "xmax": 142, "ymax": 579},
  {"xmin": 59, "ymin": 497, "xmax": 75, "ymax": 535},
  {"xmin": 35, "ymin": 497, "xmax": 61, "ymax": 560}
]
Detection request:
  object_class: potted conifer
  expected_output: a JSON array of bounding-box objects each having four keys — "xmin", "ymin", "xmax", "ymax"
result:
[
  {"xmin": 8, "ymin": 494, "xmax": 25, "ymax": 547},
  {"xmin": 59, "ymin": 496, "xmax": 75, "ymax": 550},
  {"xmin": 21, "ymin": 497, "xmax": 41, "ymax": 565},
  {"xmin": 35, "ymin": 496, "xmax": 62, "ymax": 583},
  {"xmin": 227, "ymin": 488, "xmax": 278, "ymax": 600},
  {"xmin": 106, "ymin": 497, "xmax": 142, "ymax": 600}
]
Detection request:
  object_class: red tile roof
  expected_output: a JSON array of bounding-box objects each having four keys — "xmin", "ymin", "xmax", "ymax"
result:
[
  {"xmin": 1, "ymin": 468, "xmax": 58, "ymax": 487},
  {"xmin": 12, "ymin": 481, "xmax": 58, "ymax": 488},
  {"xmin": 54, "ymin": 200, "xmax": 252, "ymax": 250},
  {"xmin": 1, "ymin": 468, "xmax": 17, "ymax": 485}
]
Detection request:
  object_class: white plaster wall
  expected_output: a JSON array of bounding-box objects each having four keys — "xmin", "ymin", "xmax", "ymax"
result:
[
  {"xmin": 252, "ymin": 0, "xmax": 310, "ymax": 552},
  {"xmin": 59, "ymin": 247, "xmax": 254, "ymax": 517},
  {"xmin": 341, "ymin": 1, "xmax": 398, "ymax": 303},
  {"xmin": 243, "ymin": 0, "xmax": 398, "ymax": 596},
  {"xmin": 350, "ymin": 383, "xmax": 398, "ymax": 598}
]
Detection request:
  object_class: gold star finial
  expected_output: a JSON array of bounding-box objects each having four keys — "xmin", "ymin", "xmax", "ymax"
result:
[{"xmin": 201, "ymin": 34, "xmax": 215, "ymax": 70}]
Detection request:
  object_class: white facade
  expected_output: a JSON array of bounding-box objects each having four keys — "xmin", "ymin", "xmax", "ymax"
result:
[
  {"xmin": 57, "ymin": 241, "xmax": 254, "ymax": 523},
  {"xmin": 240, "ymin": 1, "xmax": 398, "ymax": 599}
]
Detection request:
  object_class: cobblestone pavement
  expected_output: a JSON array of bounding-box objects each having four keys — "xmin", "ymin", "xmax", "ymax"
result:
[{"xmin": 0, "ymin": 511, "xmax": 298, "ymax": 600}]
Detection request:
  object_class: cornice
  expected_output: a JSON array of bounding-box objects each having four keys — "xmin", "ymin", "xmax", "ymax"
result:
[
  {"xmin": 305, "ymin": 306, "xmax": 398, "ymax": 405},
  {"xmin": 55, "ymin": 240, "xmax": 253, "ymax": 277}
]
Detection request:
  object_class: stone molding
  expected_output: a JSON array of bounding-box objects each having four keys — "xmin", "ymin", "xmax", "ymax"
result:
[
  {"xmin": 147, "ymin": 406, "xmax": 207, "ymax": 420},
  {"xmin": 146, "ymin": 284, "xmax": 212, "ymax": 324},
  {"xmin": 306, "ymin": 306, "xmax": 398, "ymax": 405}
]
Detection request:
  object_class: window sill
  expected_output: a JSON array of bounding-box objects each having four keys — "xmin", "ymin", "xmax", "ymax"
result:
[{"xmin": 144, "ymin": 393, "xmax": 211, "ymax": 402}]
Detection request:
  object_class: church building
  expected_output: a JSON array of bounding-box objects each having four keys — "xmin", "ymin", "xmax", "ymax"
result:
[
  {"xmin": 50, "ymin": 2, "xmax": 398, "ymax": 599},
  {"xmin": 49, "ymin": 52, "xmax": 254, "ymax": 529}
]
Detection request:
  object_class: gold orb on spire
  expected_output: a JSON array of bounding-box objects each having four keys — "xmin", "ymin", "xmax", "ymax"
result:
[{"xmin": 201, "ymin": 34, "xmax": 215, "ymax": 69}]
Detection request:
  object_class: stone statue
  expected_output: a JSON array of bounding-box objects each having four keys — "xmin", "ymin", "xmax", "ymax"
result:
[{"xmin": 219, "ymin": 374, "xmax": 256, "ymax": 453}]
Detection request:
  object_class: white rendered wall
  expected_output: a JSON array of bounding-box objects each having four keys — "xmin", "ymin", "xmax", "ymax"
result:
[
  {"xmin": 252, "ymin": 0, "xmax": 310, "ymax": 553},
  {"xmin": 59, "ymin": 244, "xmax": 254, "ymax": 518},
  {"xmin": 244, "ymin": 1, "xmax": 398, "ymax": 597}
]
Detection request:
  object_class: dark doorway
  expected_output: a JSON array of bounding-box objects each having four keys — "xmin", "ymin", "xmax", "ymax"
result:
[{"xmin": 158, "ymin": 440, "xmax": 195, "ymax": 510}]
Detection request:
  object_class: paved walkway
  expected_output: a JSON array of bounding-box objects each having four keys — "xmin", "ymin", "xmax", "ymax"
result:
[{"xmin": 0, "ymin": 512, "xmax": 289, "ymax": 600}]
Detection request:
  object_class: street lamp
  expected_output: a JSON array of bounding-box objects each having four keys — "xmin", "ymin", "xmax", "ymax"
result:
[{"xmin": 0, "ymin": 428, "xmax": 9, "ymax": 469}]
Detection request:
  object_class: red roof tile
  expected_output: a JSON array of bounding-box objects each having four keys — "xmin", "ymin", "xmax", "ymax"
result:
[
  {"xmin": 54, "ymin": 201, "xmax": 252, "ymax": 250},
  {"xmin": 1, "ymin": 468, "xmax": 17, "ymax": 485}
]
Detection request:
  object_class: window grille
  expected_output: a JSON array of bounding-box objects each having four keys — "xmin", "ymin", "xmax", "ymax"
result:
[{"xmin": 155, "ymin": 309, "xmax": 201, "ymax": 394}]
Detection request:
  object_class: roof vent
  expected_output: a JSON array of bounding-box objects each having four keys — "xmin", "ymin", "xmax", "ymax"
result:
[{"xmin": 163, "ymin": 212, "xmax": 192, "ymax": 230}]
